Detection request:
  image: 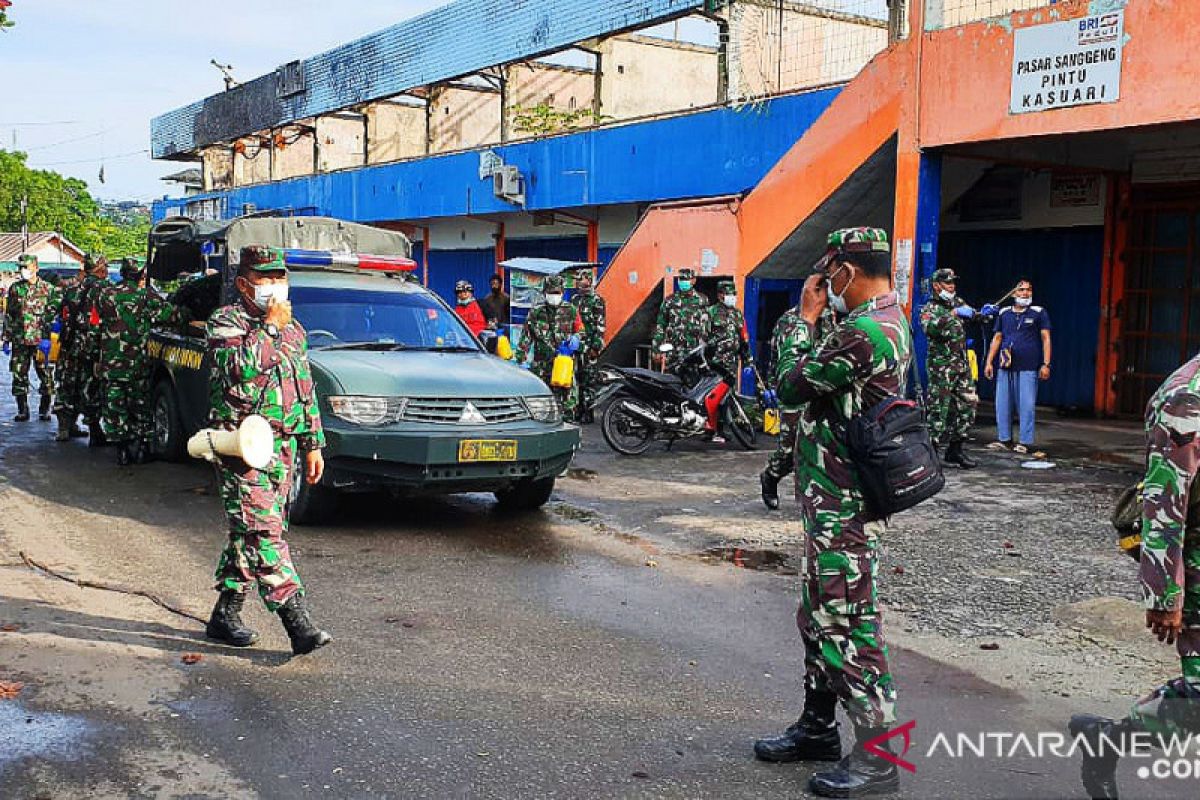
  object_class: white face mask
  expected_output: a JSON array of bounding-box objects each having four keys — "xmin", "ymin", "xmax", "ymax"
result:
[
  {"xmin": 545, "ymin": 293, "xmax": 563, "ymax": 307},
  {"xmin": 252, "ymin": 282, "xmax": 288, "ymax": 311},
  {"xmin": 19, "ymin": 269, "xmax": 33, "ymax": 281},
  {"xmin": 722, "ymin": 295, "xmax": 737, "ymax": 308},
  {"xmin": 938, "ymin": 289, "xmax": 955, "ymax": 303},
  {"xmin": 826, "ymin": 264, "xmax": 854, "ymax": 315},
  {"xmin": 1014, "ymin": 296, "xmax": 1032, "ymax": 308}
]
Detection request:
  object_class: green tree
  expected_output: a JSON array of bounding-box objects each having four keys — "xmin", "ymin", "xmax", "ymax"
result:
[{"xmin": 511, "ymin": 103, "xmax": 605, "ymax": 136}]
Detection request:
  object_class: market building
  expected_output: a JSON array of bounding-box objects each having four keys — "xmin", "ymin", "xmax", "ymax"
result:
[{"xmin": 151, "ymin": 0, "xmax": 1200, "ymax": 417}]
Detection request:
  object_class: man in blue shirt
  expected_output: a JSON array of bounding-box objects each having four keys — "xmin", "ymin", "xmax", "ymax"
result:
[{"xmin": 983, "ymin": 279, "xmax": 1052, "ymax": 454}]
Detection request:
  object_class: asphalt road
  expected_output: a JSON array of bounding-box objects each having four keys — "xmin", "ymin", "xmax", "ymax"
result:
[{"xmin": 0, "ymin": 384, "xmax": 1191, "ymax": 798}]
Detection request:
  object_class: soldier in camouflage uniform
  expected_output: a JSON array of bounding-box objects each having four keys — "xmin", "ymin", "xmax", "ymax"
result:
[
  {"xmin": 651, "ymin": 267, "xmax": 709, "ymax": 387},
  {"xmin": 203, "ymin": 245, "xmax": 331, "ymax": 656},
  {"xmin": 97, "ymin": 258, "xmax": 187, "ymax": 465},
  {"xmin": 3, "ymin": 254, "xmax": 60, "ymax": 422},
  {"xmin": 569, "ymin": 268, "xmax": 606, "ymax": 423},
  {"xmin": 515, "ymin": 274, "xmax": 585, "ymax": 418},
  {"xmin": 759, "ymin": 304, "xmax": 835, "ymax": 510},
  {"xmin": 919, "ymin": 267, "xmax": 977, "ymax": 469},
  {"xmin": 1070, "ymin": 354, "xmax": 1200, "ymax": 799},
  {"xmin": 53, "ymin": 255, "xmax": 110, "ymax": 440},
  {"xmin": 705, "ymin": 280, "xmax": 750, "ymax": 387},
  {"xmin": 754, "ymin": 228, "xmax": 909, "ymax": 798}
]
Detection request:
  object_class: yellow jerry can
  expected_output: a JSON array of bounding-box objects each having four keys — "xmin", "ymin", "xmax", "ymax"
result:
[
  {"xmin": 763, "ymin": 408, "xmax": 781, "ymax": 435},
  {"xmin": 550, "ymin": 353, "xmax": 575, "ymax": 389},
  {"xmin": 495, "ymin": 334, "xmax": 513, "ymax": 361},
  {"xmin": 967, "ymin": 349, "xmax": 979, "ymax": 382},
  {"xmin": 49, "ymin": 332, "xmax": 61, "ymax": 363}
]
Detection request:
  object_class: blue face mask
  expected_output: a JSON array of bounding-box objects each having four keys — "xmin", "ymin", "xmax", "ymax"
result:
[{"xmin": 678, "ymin": 280, "xmax": 693, "ymax": 292}]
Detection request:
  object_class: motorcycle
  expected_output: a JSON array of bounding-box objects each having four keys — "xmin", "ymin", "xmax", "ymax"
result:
[{"xmin": 595, "ymin": 343, "xmax": 761, "ymax": 455}]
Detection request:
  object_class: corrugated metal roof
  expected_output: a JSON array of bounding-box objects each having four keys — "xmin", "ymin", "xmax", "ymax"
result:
[
  {"xmin": 0, "ymin": 231, "xmax": 82, "ymax": 262},
  {"xmin": 498, "ymin": 257, "xmax": 599, "ymax": 274}
]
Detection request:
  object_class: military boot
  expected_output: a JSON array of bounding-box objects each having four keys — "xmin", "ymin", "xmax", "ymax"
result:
[
  {"xmin": 205, "ymin": 590, "xmax": 259, "ymax": 647},
  {"xmin": 133, "ymin": 439, "xmax": 153, "ymax": 465},
  {"xmin": 37, "ymin": 394, "xmax": 52, "ymax": 421},
  {"xmin": 55, "ymin": 412, "xmax": 73, "ymax": 442},
  {"xmin": 13, "ymin": 395, "xmax": 30, "ymax": 422},
  {"xmin": 116, "ymin": 442, "xmax": 133, "ymax": 467},
  {"xmin": 760, "ymin": 470, "xmax": 781, "ymax": 510},
  {"xmin": 277, "ymin": 594, "xmax": 332, "ymax": 655},
  {"xmin": 1068, "ymin": 714, "xmax": 1133, "ymax": 800},
  {"xmin": 754, "ymin": 690, "xmax": 842, "ymax": 762},
  {"xmin": 87, "ymin": 419, "xmax": 107, "ymax": 448},
  {"xmin": 943, "ymin": 439, "xmax": 977, "ymax": 470},
  {"xmin": 809, "ymin": 725, "xmax": 901, "ymax": 797}
]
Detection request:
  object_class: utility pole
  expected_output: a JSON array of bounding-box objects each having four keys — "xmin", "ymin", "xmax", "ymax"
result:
[{"xmin": 19, "ymin": 194, "xmax": 28, "ymax": 250}]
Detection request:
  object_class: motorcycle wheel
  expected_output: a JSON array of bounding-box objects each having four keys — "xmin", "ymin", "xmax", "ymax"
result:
[
  {"xmin": 601, "ymin": 396, "xmax": 655, "ymax": 456},
  {"xmin": 722, "ymin": 397, "xmax": 758, "ymax": 450}
]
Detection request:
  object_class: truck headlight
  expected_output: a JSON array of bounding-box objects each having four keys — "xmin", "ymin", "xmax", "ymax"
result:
[
  {"xmin": 327, "ymin": 396, "xmax": 406, "ymax": 426},
  {"xmin": 523, "ymin": 395, "xmax": 561, "ymax": 423}
]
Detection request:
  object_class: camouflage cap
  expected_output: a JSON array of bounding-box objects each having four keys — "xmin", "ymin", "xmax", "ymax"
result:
[
  {"xmin": 827, "ymin": 227, "xmax": 890, "ymax": 254},
  {"xmin": 239, "ymin": 245, "xmax": 287, "ymax": 273},
  {"xmin": 16, "ymin": 253, "xmax": 37, "ymax": 266},
  {"xmin": 120, "ymin": 257, "xmax": 144, "ymax": 279},
  {"xmin": 543, "ymin": 274, "xmax": 566, "ymax": 292},
  {"xmin": 717, "ymin": 279, "xmax": 736, "ymax": 294},
  {"xmin": 931, "ymin": 267, "xmax": 958, "ymax": 284},
  {"xmin": 677, "ymin": 268, "xmax": 696, "ymax": 281},
  {"xmin": 82, "ymin": 254, "xmax": 96, "ymax": 270}
]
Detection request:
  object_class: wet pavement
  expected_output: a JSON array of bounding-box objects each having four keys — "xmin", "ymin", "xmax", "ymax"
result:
[{"xmin": 0, "ymin": 378, "xmax": 1194, "ymax": 798}]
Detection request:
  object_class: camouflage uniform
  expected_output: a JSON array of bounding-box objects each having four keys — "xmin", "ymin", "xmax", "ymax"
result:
[
  {"xmin": 97, "ymin": 277, "xmax": 185, "ymax": 445},
  {"xmin": 53, "ymin": 271, "xmax": 95, "ymax": 418},
  {"xmin": 570, "ymin": 278, "xmax": 606, "ymax": 412},
  {"xmin": 516, "ymin": 275, "xmax": 584, "ymax": 416},
  {"xmin": 777, "ymin": 228, "xmax": 908, "ymax": 731},
  {"xmin": 651, "ymin": 268, "xmax": 710, "ymax": 386},
  {"xmin": 1131, "ymin": 353, "xmax": 1200, "ymax": 734},
  {"xmin": 919, "ymin": 269, "xmax": 976, "ymax": 446},
  {"xmin": 705, "ymin": 280, "xmax": 749, "ymax": 387},
  {"xmin": 207, "ymin": 248, "xmax": 325, "ymax": 611},
  {"xmin": 4, "ymin": 274, "xmax": 60, "ymax": 399},
  {"xmin": 763, "ymin": 305, "xmax": 835, "ymax": 484}
]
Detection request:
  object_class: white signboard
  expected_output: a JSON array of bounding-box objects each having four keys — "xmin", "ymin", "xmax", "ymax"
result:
[
  {"xmin": 1011, "ymin": 11, "xmax": 1124, "ymax": 115},
  {"xmin": 894, "ymin": 238, "xmax": 913, "ymax": 301}
]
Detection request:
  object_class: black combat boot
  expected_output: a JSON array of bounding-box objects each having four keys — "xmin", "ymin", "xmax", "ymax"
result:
[
  {"xmin": 1069, "ymin": 714, "xmax": 1134, "ymax": 800},
  {"xmin": 37, "ymin": 394, "xmax": 52, "ymax": 421},
  {"xmin": 116, "ymin": 442, "xmax": 133, "ymax": 466},
  {"xmin": 55, "ymin": 412, "xmax": 73, "ymax": 442},
  {"xmin": 205, "ymin": 590, "xmax": 260, "ymax": 647},
  {"xmin": 760, "ymin": 470, "xmax": 781, "ymax": 511},
  {"xmin": 87, "ymin": 419, "xmax": 107, "ymax": 448},
  {"xmin": 13, "ymin": 395, "xmax": 30, "ymax": 422},
  {"xmin": 277, "ymin": 593, "xmax": 332, "ymax": 655},
  {"xmin": 754, "ymin": 690, "xmax": 842, "ymax": 762},
  {"xmin": 134, "ymin": 439, "xmax": 153, "ymax": 465},
  {"xmin": 809, "ymin": 724, "xmax": 901, "ymax": 797},
  {"xmin": 943, "ymin": 439, "xmax": 977, "ymax": 470}
]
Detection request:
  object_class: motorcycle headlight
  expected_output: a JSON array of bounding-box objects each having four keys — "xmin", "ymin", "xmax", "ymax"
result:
[
  {"xmin": 523, "ymin": 395, "xmax": 562, "ymax": 423},
  {"xmin": 327, "ymin": 395, "xmax": 406, "ymax": 426}
]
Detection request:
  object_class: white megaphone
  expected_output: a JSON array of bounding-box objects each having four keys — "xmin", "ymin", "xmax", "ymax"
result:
[{"xmin": 187, "ymin": 415, "xmax": 275, "ymax": 470}]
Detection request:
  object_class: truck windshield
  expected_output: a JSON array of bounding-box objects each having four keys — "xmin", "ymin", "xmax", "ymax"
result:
[{"xmin": 291, "ymin": 287, "xmax": 480, "ymax": 352}]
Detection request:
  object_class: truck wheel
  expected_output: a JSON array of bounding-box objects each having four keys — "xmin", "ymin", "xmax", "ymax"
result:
[
  {"xmin": 290, "ymin": 478, "xmax": 339, "ymax": 526},
  {"xmin": 152, "ymin": 381, "xmax": 186, "ymax": 462},
  {"xmin": 494, "ymin": 476, "xmax": 556, "ymax": 511}
]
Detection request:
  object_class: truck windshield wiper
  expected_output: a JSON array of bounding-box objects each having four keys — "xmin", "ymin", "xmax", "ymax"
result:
[
  {"xmin": 412, "ymin": 345, "xmax": 479, "ymax": 352},
  {"xmin": 318, "ymin": 341, "xmax": 406, "ymax": 351}
]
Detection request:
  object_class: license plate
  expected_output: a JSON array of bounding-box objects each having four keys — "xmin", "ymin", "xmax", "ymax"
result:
[{"xmin": 458, "ymin": 439, "xmax": 518, "ymax": 462}]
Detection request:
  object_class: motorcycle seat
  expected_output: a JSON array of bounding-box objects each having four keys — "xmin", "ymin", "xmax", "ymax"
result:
[{"xmin": 621, "ymin": 367, "xmax": 681, "ymax": 386}]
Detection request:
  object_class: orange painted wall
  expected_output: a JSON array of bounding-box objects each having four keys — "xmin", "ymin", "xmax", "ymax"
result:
[
  {"xmin": 919, "ymin": 0, "xmax": 1200, "ymax": 147},
  {"xmin": 598, "ymin": 198, "xmax": 741, "ymax": 343}
]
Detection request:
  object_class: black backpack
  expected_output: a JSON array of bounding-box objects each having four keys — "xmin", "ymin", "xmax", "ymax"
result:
[{"xmin": 844, "ymin": 395, "xmax": 945, "ymax": 518}]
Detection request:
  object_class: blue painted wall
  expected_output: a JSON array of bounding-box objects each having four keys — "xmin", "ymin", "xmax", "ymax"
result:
[
  {"xmin": 153, "ymin": 89, "xmax": 841, "ymax": 225},
  {"xmin": 937, "ymin": 227, "xmax": 1103, "ymax": 411}
]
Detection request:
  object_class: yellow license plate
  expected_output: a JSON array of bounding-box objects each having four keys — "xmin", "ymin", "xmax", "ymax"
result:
[{"xmin": 458, "ymin": 439, "xmax": 518, "ymax": 462}]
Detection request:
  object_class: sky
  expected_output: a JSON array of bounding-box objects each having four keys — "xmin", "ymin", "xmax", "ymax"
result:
[{"xmin": 1, "ymin": 0, "xmax": 444, "ymax": 202}]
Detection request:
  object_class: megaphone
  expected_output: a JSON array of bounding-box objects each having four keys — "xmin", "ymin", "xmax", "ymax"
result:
[{"xmin": 187, "ymin": 415, "xmax": 274, "ymax": 470}]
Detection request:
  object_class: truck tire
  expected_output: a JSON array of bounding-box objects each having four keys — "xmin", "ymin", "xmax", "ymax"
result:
[
  {"xmin": 290, "ymin": 478, "xmax": 339, "ymax": 526},
  {"xmin": 152, "ymin": 381, "xmax": 186, "ymax": 462},
  {"xmin": 494, "ymin": 476, "xmax": 556, "ymax": 511}
]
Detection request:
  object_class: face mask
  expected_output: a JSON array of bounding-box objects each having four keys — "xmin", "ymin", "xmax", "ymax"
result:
[
  {"xmin": 252, "ymin": 282, "xmax": 288, "ymax": 310},
  {"xmin": 826, "ymin": 264, "xmax": 854, "ymax": 316},
  {"xmin": 1014, "ymin": 296, "xmax": 1032, "ymax": 308},
  {"xmin": 722, "ymin": 295, "xmax": 737, "ymax": 308},
  {"xmin": 19, "ymin": 269, "xmax": 33, "ymax": 282},
  {"xmin": 457, "ymin": 296, "xmax": 472, "ymax": 306},
  {"xmin": 677, "ymin": 280, "xmax": 693, "ymax": 292},
  {"xmin": 545, "ymin": 293, "xmax": 563, "ymax": 307},
  {"xmin": 938, "ymin": 289, "xmax": 955, "ymax": 303}
]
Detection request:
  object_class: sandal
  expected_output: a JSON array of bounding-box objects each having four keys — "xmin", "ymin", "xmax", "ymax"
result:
[
  {"xmin": 986, "ymin": 441, "xmax": 1009, "ymax": 451},
  {"xmin": 1012, "ymin": 444, "xmax": 1029, "ymax": 455}
]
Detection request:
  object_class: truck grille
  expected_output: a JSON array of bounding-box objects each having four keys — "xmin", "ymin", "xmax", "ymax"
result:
[{"xmin": 400, "ymin": 397, "xmax": 530, "ymax": 424}]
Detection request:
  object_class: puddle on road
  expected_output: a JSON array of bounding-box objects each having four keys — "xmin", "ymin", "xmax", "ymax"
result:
[
  {"xmin": 698, "ymin": 547, "xmax": 799, "ymax": 576},
  {"xmin": 0, "ymin": 701, "xmax": 97, "ymax": 769}
]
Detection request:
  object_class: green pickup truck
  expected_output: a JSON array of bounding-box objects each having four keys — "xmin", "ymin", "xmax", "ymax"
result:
[{"xmin": 145, "ymin": 215, "xmax": 580, "ymax": 522}]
